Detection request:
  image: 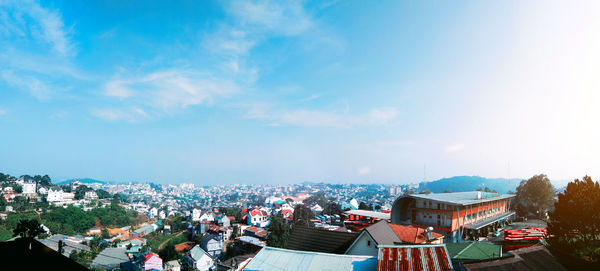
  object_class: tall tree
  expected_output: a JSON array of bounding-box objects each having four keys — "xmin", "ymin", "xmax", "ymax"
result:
[
  {"xmin": 293, "ymin": 205, "xmax": 314, "ymax": 227},
  {"xmin": 267, "ymin": 215, "xmax": 290, "ymax": 248},
  {"xmin": 548, "ymin": 176, "xmax": 600, "ymax": 248},
  {"xmin": 516, "ymin": 174, "xmax": 555, "ymax": 218},
  {"xmin": 358, "ymin": 202, "xmax": 369, "ymax": 210},
  {"xmin": 13, "ymin": 219, "xmax": 45, "ymax": 239},
  {"xmin": 323, "ymin": 202, "xmax": 342, "ymax": 215}
]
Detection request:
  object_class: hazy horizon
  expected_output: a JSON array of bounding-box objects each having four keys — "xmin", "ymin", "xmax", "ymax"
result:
[{"xmin": 2, "ymin": 1, "xmax": 600, "ymax": 184}]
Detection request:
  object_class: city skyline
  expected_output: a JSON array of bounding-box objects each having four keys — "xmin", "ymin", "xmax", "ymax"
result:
[{"xmin": 2, "ymin": 1, "xmax": 600, "ymax": 184}]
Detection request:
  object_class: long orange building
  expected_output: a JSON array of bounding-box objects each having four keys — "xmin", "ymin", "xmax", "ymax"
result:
[{"xmin": 391, "ymin": 191, "xmax": 515, "ymax": 243}]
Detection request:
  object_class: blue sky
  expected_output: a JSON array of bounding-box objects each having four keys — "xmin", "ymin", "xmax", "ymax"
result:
[{"xmin": 1, "ymin": 0, "xmax": 600, "ymax": 185}]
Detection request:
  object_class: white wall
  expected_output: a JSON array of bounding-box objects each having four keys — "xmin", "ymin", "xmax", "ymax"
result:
[{"xmin": 345, "ymin": 232, "xmax": 378, "ymax": 256}]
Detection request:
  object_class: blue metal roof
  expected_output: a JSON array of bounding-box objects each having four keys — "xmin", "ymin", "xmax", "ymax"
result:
[
  {"xmin": 408, "ymin": 191, "xmax": 515, "ymax": 206},
  {"xmin": 243, "ymin": 246, "xmax": 377, "ymax": 271}
]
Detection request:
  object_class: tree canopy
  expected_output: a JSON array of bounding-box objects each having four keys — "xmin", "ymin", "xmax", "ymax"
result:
[
  {"xmin": 323, "ymin": 202, "xmax": 342, "ymax": 215},
  {"xmin": 13, "ymin": 219, "xmax": 45, "ymax": 239},
  {"xmin": 293, "ymin": 205, "xmax": 313, "ymax": 227},
  {"xmin": 548, "ymin": 176, "xmax": 600, "ymax": 262},
  {"xmin": 267, "ymin": 215, "xmax": 290, "ymax": 248},
  {"xmin": 516, "ymin": 174, "xmax": 555, "ymax": 218}
]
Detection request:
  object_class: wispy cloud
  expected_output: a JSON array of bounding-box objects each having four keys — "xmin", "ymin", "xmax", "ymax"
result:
[
  {"xmin": 0, "ymin": 0, "xmax": 74, "ymax": 56},
  {"xmin": 0, "ymin": 70, "xmax": 52, "ymax": 100},
  {"xmin": 445, "ymin": 143, "xmax": 465, "ymax": 153},
  {"xmin": 243, "ymin": 103, "xmax": 399, "ymax": 128},
  {"xmin": 102, "ymin": 70, "xmax": 239, "ymax": 116},
  {"xmin": 91, "ymin": 107, "xmax": 148, "ymax": 122},
  {"xmin": 357, "ymin": 166, "xmax": 372, "ymax": 175}
]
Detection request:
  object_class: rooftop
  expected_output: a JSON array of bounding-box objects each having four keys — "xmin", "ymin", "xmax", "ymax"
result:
[
  {"xmin": 446, "ymin": 242, "xmax": 502, "ymax": 261},
  {"xmin": 243, "ymin": 246, "xmax": 377, "ymax": 271},
  {"xmin": 461, "ymin": 245, "xmax": 566, "ymax": 271},
  {"xmin": 287, "ymin": 226, "xmax": 358, "ymax": 254},
  {"xmin": 344, "ymin": 209, "xmax": 391, "ymax": 220},
  {"xmin": 408, "ymin": 191, "xmax": 515, "ymax": 206},
  {"xmin": 377, "ymin": 244, "xmax": 454, "ymax": 271}
]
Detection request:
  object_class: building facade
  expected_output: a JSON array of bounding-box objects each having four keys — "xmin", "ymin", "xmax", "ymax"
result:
[{"xmin": 391, "ymin": 191, "xmax": 515, "ymax": 243}]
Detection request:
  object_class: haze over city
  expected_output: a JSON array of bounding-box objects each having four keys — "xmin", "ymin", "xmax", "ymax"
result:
[{"xmin": 1, "ymin": 0, "xmax": 600, "ymax": 184}]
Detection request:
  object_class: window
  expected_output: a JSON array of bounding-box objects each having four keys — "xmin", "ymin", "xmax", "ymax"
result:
[{"xmin": 367, "ymin": 240, "xmax": 371, "ymax": 246}]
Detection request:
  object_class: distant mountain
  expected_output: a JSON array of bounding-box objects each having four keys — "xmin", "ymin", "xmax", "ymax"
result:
[
  {"xmin": 418, "ymin": 176, "xmax": 522, "ymax": 194},
  {"xmin": 56, "ymin": 178, "xmax": 106, "ymax": 185}
]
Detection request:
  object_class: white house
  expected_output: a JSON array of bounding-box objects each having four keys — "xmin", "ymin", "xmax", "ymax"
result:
[
  {"xmin": 47, "ymin": 189, "xmax": 64, "ymax": 202},
  {"xmin": 22, "ymin": 181, "xmax": 36, "ymax": 195},
  {"xmin": 183, "ymin": 245, "xmax": 214, "ymax": 271},
  {"xmin": 84, "ymin": 191, "xmax": 99, "ymax": 200},
  {"xmin": 192, "ymin": 208, "xmax": 202, "ymax": 222},
  {"xmin": 159, "ymin": 210, "xmax": 166, "ymax": 220},
  {"xmin": 247, "ymin": 208, "xmax": 270, "ymax": 227},
  {"xmin": 200, "ymin": 233, "xmax": 223, "ymax": 258},
  {"xmin": 148, "ymin": 207, "xmax": 158, "ymax": 219},
  {"xmin": 199, "ymin": 212, "xmax": 214, "ymax": 222}
]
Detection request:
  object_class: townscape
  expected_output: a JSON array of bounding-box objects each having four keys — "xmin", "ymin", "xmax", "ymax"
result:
[{"xmin": 0, "ymin": 172, "xmax": 598, "ymax": 270}]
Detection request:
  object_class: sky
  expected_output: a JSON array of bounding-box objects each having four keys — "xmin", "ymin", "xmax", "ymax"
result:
[{"xmin": 1, "ymin": 0, "xmax": 600, "ymax": 185}]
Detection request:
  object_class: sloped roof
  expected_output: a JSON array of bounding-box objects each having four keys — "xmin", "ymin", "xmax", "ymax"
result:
[
  {"xmin": 377, "ymin": 245, "xmax": 454, "ymax": 271},
  {"xmin": 388, "ymin": 223, "xmax": 444, "ymax": 244},
  {"xmin": 287, "ymin": 226, "xmax": 359, "ymax": 254},
  {"xmin": 243, "ymin": 246, "xmax": 377, "ymax": 271},
  {"xmin": 365, "ymin": 220, "xmax": 402, "ymax": 245},
  {"xmin": 446, "ymin": 242, "xmax": 502, "ymax": 261},
  {"xmin": 462, "ymin": 245, "xmax": 566, "ymax": 271},
  {"xmin": 189, "ymin": 245, "xmax": 211, "ymax": 261},
  {"xmin": 0, "ymin": 238, "xmax": 88, "ymax": 270}
]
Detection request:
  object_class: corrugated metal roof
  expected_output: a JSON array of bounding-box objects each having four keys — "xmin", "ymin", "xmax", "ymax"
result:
[
  {"xmin": 407, "ymin": 192, "xmax": 515, "ymax": 206},
  {"xmin": 243, "ymin": 246, "xmax": 377, "ymax": 271},
  {"xmin": 446, "ymin": 242, "xmax": 502, "ymax": 261},
  {"xmin": 287, "ymin": 226, "xmax": 358, "ymax": 254},
  {"xmin": 462, "ymin": 245, "xmax": 566, "ymax": 271},
  {"xmin": 377, "ymin": 245, "xmax": 454, "ymax": 271}
]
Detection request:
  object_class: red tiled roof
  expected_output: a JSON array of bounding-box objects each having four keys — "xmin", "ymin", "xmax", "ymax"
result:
[
  {"xmin": 388, "ymin": 224, "xmax": 443, "ymax": 244},
  {"xmin": 246, "ymin": 226, "xmax": 260, "ymax": 232},
  {"xmin": 144, "ymin": 252, "xmax": 159, "ymax": 262},
  {"xmin": 281, "ymin": 209, "xmax": 293, "ymax": 215},
  {"xmin": 377, "ymin": 245, "xmax": 453, "ymax": 271},
  {"xmin": 250, "ymin": 209, "xmax": 263, "ymax": 216},
  {"xmin": 255, "ymin": 231, "xmax": 268, "ymax": 238}
]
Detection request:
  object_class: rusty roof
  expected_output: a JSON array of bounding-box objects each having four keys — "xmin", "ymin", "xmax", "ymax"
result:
[{"xmin": 377, "ymin": 245, "xmax": 454, "ymax": 271}]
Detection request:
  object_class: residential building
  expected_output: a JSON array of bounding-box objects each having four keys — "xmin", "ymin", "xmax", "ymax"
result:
[
  {"xmin": 22, "ymin": 181, "xmax": 36, "ymax": 195},
  {"xmin": 84, "ymin": 190, "xmax": 98, "ymax": 200},
  {"xmin": 164, "ymin": 260, "xmax": 181, "ymax": 271},
  {"xmin": 346, "ymin": 220, "xmax": 444, "ymax": 256},
  {"xmin": 391, "ymin": 191, "xmax": 515, "ymax": 242},
  {"xmin": 200, "ymin": 233, "xmax": 223, "ymax": 258},
  {"xmin": 183, "ymin": 245, "xmax": 214, "ymax": 271},
  {"xmin": 143, "ymin": 252, "xmax": 163, "ymax": 271},
  {"xmin": 192, "ymin": 208, "xmax": 202, "ymax": 222},
  {"xmin": 247, "ymin": 208, "xmax": 269, "ymax": 227}
]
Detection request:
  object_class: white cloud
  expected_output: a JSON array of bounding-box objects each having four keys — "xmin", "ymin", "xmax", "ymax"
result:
[
  {"xmin": 358, "ymin": 166, "xmax": 372, "ymax": 175},
  {"xmin": 243, "ymin": 103, "xmax": 400, "ymax": 128},
  {"xmin": 0, "ymin": 108, "xmax": 6, "ymax": 115},
  {"xmin": 91, "ymin": 107, "xmax": 148, "ymax": 122},
  {"xmin": 103, "ymin": 70, "xmax": 239, "ymax": 113},
  {"xmin": 0, "ymin": 70, "xmax": 51, "ymax": 100},
  {"xmin": 226, "ymin": 1, "xmax": 313, "ymax": 36},
  {"xmin": 0, "ymin": 0, "xmax": 74, "ymax": 56},
  {"xmin": 445, "ymin": 143, "xmax": 465, "ymax": 153}
]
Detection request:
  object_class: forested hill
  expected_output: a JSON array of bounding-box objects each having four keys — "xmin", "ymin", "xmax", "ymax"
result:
[{"xmin": 418, "ymin": 176, "xmax": 522, "ymax": 194}]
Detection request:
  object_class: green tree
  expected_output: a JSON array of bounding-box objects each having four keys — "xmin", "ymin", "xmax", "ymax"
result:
[
  {"xmin": 484, "ymin": 187, "xmax": 491, "ymax": 192},
  {"xmin": 96, "ymin": 189, "xmax": 110, "ymax": 199},
  {"xmin": 548, "ymin": 176, "xmax": 600, "ymax": 262},
  {"xmin": 293, "ymin": 205, "xmax": 314, "ymax": 227},
  {"xmin": 12, "ymin": 184, "xmax": 23, "ymax": 193},
  {"xmin": 101, "ymin": 229, "xmax": 110, "ymax": 239},
  {"xmin": 323, "ymin": 202, "xmax": 342, "ymax": 215},
  {"xmin": 358, "ymin": 202, "xmax": 369, "ymax": 210},
  {"xmin": 443, "ymin": 190, "xmax": 452, "ymax": 193},
  {"xmin": 304, "ymin": 192, "xmax": 328, "ymax": 207},
  {"xmin": 159, "ymin": 244, "xmax": 179, "ymax": 261},
  {"xmin": 74, "ymin": 185, "xmax": 93, "ymax": 200},
  {"xmin": 419, "ymin": 189, "xmax": 431, "ymax": 194},
  {"xmin": 267, "ymin": 215, "xmax": 290, "ymax": 248},
  {"xmin": 516, "ymin": 174, "xmax": 555, "ymax": 218},
  {"xmin": 13, "ymin": 219, "xmax": 45, "ymax": 238}
]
